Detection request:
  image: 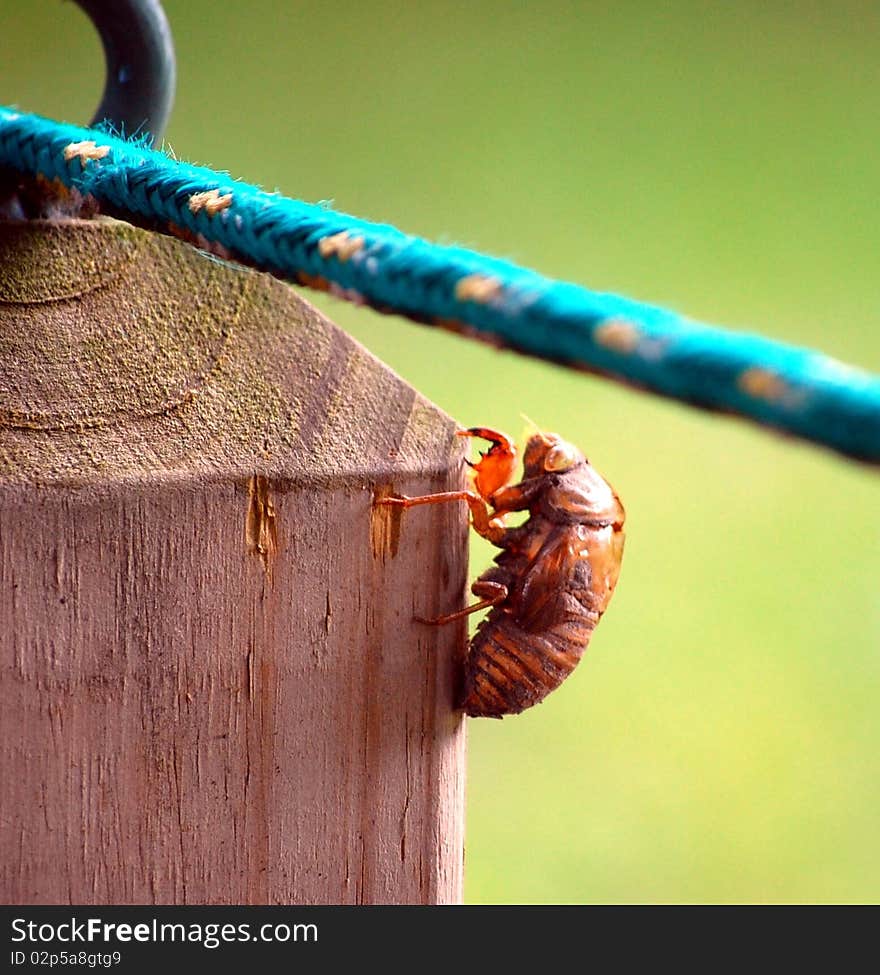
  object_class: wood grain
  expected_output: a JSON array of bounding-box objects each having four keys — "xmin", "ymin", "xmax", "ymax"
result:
[{"xmin": 0, "ymin": 219, "xmax": 468, "ymax": 904}]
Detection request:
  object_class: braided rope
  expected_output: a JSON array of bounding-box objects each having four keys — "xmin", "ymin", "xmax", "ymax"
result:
[{"xmin": 1, "ymin": 106, "xmax": 879, "ymax": 463}]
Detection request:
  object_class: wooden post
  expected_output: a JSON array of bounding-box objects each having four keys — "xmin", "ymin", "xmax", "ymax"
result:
[{"xmin": 0, "ymin": 219, "xmax": 467, "ymax": 904}]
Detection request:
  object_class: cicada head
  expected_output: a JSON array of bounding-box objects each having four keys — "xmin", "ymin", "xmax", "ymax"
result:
[
  {"xmin": 521, "ymin": 431, "xmax": 584, "ymax": 477},
  {"xmin": 523, "ymin": 431, "xmax": 623, "ymax": 524}
]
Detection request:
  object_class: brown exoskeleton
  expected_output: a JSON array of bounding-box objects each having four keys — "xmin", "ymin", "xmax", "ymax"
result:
[{"xmin": 381, "ymin": 427, "xmax": 625, "ymax": 718}]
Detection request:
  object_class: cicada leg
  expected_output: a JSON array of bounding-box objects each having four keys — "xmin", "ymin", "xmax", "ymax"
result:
[
  {"xmin": 415, "ymin": 581, "xmax": 508, "ymax": 626},
  {"xmin": 378, "ymin": 490, "xmax": 474, "ymax": 508},
  {"xmin": 457, "ymin": 427, "xmax": 517, "ymax": 500},
  {"xmin": 377, "ymin": 490, "xmax": 507, "ymax": 544}
]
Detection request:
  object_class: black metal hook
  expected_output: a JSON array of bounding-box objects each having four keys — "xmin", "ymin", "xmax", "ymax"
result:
[{"xmin": 74, "ymin": 0, "xmax": 176, "ymax": 145}]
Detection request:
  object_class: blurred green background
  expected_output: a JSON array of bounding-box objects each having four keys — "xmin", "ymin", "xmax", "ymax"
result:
[{"xmin": 4, "ymin": 0, "xmax": 878, "ymax": 903}]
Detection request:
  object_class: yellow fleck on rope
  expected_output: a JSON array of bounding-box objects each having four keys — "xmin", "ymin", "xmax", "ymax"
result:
[
  {"xmin": 188, "ymin": 189, "xmax": 233, "ymax": 216},
  {"xmin": 63, "ymin": 140, "xmax": 110, "ymax": 163},
  {"xmin": 455, "ymin": 274, "xmax": 502, "ymax": 303},
  {"xmin": 594, "ymin": 319, "xmax": 641, "ymax": 353},
  {"xmin": 738, "ymin": 367, "xmax": 792, "ymax": 403},
  {"xmin": 318, "ymin": 231, "xmax": 365, "ymax": 262}
]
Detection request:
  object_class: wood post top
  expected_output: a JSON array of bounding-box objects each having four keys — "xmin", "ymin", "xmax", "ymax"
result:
[{"xmin": 0, "ymin": 218, "xmax": 460, "ymax": 489}]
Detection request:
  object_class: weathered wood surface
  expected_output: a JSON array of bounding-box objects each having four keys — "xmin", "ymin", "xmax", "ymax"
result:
[{"xmin": 0, "ymin": 219, "xmax": 467, "ymax": 904}]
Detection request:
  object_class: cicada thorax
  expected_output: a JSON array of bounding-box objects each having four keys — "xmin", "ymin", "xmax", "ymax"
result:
[{"xmin": 460, "ymin": 458, "xmax": 625, "ymax": 719}]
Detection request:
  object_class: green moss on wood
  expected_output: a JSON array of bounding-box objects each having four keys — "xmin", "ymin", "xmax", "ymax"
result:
[{"xmin": 0, "ymin": 219, "xmax": 457, "ymax": 486}]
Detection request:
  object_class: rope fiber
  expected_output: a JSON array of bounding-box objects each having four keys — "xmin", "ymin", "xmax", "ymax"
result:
[{"xmin": 1, "ymin": 105, "xmax": 879, "ymax": 463}]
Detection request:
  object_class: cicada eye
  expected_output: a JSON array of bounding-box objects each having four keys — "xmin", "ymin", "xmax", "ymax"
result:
[{"xmin": 543, "ymin": 442, "xmax": 578, "ymax": 472}]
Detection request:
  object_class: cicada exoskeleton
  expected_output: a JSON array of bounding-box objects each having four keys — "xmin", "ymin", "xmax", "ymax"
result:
[{"xmin": 381, "ymin": 427, "xmax": 625, "ymax": 717}]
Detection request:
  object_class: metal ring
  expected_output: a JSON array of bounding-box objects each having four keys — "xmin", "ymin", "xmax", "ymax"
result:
[{"xmin": 74, "ymin": 0, "xmax": 176, "ymax": 144}]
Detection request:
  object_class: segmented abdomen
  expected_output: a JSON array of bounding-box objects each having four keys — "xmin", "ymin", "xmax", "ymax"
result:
[{"xmin": 460, "ymin": 605, "xmax": 599, "ymax": 718}]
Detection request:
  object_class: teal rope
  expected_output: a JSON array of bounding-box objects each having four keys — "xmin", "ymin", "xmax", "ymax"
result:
[{"xmin": 2, "ymin": 106, "xmax": 879, "ymax": 464}]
